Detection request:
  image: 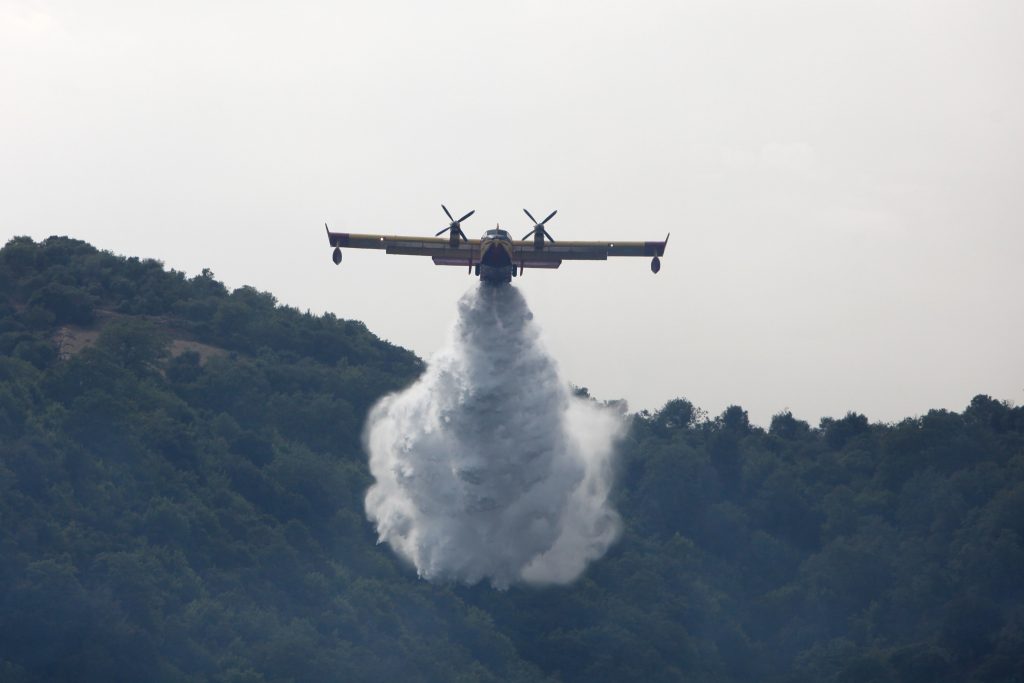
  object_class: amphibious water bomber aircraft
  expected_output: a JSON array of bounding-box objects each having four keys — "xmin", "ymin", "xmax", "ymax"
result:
[{"xmin": 325, "ymin": 206, "xmax": 669, "ymax": 284}]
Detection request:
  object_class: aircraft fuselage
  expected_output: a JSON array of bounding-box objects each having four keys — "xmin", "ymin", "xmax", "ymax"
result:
[{"xmin": 478, "ymin": 230, "xmax": 516, "ymax": 284}]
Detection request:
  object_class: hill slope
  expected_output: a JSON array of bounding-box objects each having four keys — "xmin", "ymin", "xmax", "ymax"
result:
[{"xmin": 1, "ymin": 236, "xmax": 1022, "ymax": 682}]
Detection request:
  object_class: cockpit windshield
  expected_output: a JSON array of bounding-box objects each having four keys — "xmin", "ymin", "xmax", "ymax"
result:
[{"xmin": 485, "ymin": 229, "xmax": 511, "ymax": 240}]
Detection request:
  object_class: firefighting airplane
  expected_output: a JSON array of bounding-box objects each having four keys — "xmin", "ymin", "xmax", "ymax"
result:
[{"xmin": 325, "ymin": 205, "xmax": 669, "ymax": 284}]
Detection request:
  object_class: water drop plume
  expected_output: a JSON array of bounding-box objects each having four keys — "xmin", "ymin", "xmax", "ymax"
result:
[{"xmin": 364, "ymin": 284, "xmax": 623, "ymax": 588}]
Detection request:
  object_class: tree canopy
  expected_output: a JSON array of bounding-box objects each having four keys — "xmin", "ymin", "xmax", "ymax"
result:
[{"xmin": 1, "ymin": 236, "xmax": 1022, "ymax": 682}]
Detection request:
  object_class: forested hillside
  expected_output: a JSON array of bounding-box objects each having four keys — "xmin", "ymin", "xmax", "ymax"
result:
[{"xmin": 1, "ymin": 236, "xmax": 1022, "ymax": 682}]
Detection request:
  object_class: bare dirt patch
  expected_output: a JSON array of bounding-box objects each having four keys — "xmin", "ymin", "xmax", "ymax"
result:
[
  {"xmin": 53, "ymin": 310, "xmax": 228, "ymax": 365},
  {"xmin": 168, "ymin": 339, "xmax": 227, "ymax": 364},
  {"xmin": 54, "ymin": 325, "xmax": 102, "ymax": 360}
]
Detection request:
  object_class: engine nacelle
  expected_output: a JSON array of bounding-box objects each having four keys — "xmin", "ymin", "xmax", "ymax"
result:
[
  {"xmin": 332, "ymin": 247, "xmax": 342, "ymax": 265},
  {"xmin": 651, "ymin": 256, "xmax": 661, "ymax": 273}
]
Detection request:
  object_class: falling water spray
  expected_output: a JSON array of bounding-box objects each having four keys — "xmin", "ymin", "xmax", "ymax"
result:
[{"xmin": 364, "ymin": 284, "xmax": 623, "ymax": 588}]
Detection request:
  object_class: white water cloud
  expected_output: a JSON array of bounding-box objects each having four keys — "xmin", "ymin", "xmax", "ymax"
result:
[{"xmin": 364, "ymin": 284, "xmax": 623, "ymax": 588}]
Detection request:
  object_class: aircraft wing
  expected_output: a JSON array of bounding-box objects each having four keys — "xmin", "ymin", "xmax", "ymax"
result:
[
  {"xmin": 326, "ymin": 226, "xmax": 670, "ymax": 272},
  {"xmin": 510, "ymin": 235, "xmax": 670, "ymax": 263},
  {"xmin": 326, "ymin": 227, "xmax": 480, "ymax": 266}
]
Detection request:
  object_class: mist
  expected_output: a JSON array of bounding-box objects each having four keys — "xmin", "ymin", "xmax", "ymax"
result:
[{"xmin": 364, "ymin": 284, "xmax": 623, "ymax": 588}]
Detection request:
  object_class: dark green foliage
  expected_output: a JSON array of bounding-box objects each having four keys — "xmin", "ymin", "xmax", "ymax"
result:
[
  {"xmin": 2, "ymin": 236, "xmax": 1023, "ymax": 682},
  {"xmin": 28, "ymin": 283, "xmax": 96, "ymax": 326},
  {"xmin": 770, "ymin": 410, "xmax": 811, "ymax": 440}
]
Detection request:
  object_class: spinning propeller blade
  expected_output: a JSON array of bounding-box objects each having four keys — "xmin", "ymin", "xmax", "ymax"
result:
[
  {"xmin": 437, "ymin": 205, "xmax": 474, "ymax": 241},
  {"xmin": 522, "ymin": 208, "xmax": 558, "ymax": 243}
]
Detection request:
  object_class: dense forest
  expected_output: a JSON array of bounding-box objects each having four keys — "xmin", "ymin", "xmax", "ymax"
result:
[{"xmin": 1, "ymin": 235, "xmax": 1022, "ymax": 682}]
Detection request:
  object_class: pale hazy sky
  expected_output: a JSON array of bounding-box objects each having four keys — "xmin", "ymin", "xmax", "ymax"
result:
[{"xmin": 2, "ymin": 0, "xmax": 1022, "ymax": 425}]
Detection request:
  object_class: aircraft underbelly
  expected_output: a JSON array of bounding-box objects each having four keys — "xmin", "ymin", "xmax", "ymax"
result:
[
  {"xmin": 479, "ymin": 242, "xmax": 513, "ymax": 283},
  {"xmin": 481, "ymin": 243, "xmax": 512, "ymax": 266}
]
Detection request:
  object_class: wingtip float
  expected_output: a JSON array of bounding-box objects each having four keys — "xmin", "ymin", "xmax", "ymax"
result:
[{"xmin": 325, "ymin": 206, "xmax": 669, "ymax": 284}]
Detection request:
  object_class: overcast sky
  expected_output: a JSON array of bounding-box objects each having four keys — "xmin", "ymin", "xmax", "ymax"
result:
[{"xmin": 2, "ymin": 0, "xmax": 1022, "ymax": 425}]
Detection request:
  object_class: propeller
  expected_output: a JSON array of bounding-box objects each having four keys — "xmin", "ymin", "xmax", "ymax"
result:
[
  {"xmin": 435, "ymin": 204, "xmax": 474, "ymax": 242},
  {"xmin": 522, "ymin": 209, "xmax": 557, "ymax": 243}
]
